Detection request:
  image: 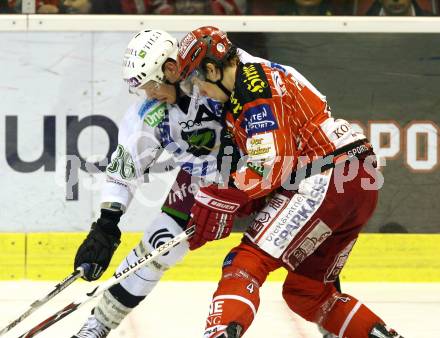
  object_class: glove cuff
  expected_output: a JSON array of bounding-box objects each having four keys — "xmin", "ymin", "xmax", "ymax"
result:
[
  {"xmin": 196, "ymin": 185, "xmax": 250, "ymax": 213},
  {"xmin": 95, "ymin": 209, "xmax": 122, "ymax": 239}
]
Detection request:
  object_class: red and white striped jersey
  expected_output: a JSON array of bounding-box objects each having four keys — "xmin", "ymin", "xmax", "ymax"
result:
[{"xmin": 227, "ymin": 52, "xmax": 365, "ymax": 198}]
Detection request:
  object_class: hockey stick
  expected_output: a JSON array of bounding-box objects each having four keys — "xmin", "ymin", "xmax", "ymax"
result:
[
  {"xmin": 16, "ymin": 226, "xmax": 195, "ymax": 338},
  {"xmin": 0, "ymin": 264, "xmax": 89, "ymax": 337}
]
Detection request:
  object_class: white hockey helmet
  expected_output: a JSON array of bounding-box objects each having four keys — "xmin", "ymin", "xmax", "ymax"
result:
[{"xmin": 123, "ymin": 29, "xmax": 178, "ymax": 89}]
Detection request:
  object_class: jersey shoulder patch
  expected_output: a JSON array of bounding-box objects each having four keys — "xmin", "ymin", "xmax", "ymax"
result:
[
  {"xmin": 231, "ymin": 63, "xmax": 272, "ymax": 119},
  {"xmin": 241, "ymin": 103, "xmax": 279, "ymax": 137},
  {"xmin": 138, "ymin": 99, "xmax": 167, "ymax": 127},
  {"xmin": 236, "ymin": 63, "xmax": 272, "ymax": 101}
]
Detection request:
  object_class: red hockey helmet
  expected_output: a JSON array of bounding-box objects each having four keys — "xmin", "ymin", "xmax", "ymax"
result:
[{"xmin": 177, "ymin": 26, "xmax": 233, "ymax": 81}]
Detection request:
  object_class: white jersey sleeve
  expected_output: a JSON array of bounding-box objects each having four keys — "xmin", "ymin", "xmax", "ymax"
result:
[{"xmin": 100, "ymin": 99, "xmax": 164, "ymax": 209}]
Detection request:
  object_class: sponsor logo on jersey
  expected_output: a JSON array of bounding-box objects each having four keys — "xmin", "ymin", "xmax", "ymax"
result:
[
  {"xmin": 208, "ymin": 300, "xmax": 224, "ymax": 316},
  {"xmin": 243, "ymin": 104, "xmax": 278, "ymax": 136},
  {"xmin": 230, "ymin": 64, "xmax": 271, "ymax": 118},
  {"xmin": 347, "ymin": 144, "xmax": 369, "ymax": 157},
  {"xmin": 269, "ymin": 196, "xmax": 286, "ymax": 210},
  {"xmin": 187, "ymin": 130, "xmax": 215, "ymax": 149},
  {"xmin": 324, "ymin": 238, "xmax": 356, "ymax": 282},
  {"xmin": 250, "ymin": 138, "xmax": 262, "ymax": 146},
  {"xmin": 181, "ymin": 128, "xmax": 216, "ymax": 157},
  {"xmin": 144, "ymin": 103, "xmax": 166, "ymax": 127},
  {"xmin": 179, "ymin": 103, "xmax": 216, "ymax": 131},
  {"xmin": 246, "ymin": 194, "xmax": 289, "ymax": 240},
  {"xmin": 248, "ymin": 211, "xmax": 270, "ymax": 234},
  {"xmin": 247, "ymin": 162, "xmax": 264, "ymax": 176},
  {"xmin": 256, "ymin": 173, "xmax": 331, "ymax": 258},
  {"xmin": 256, "ymin": 211, "xmax": 271, "ymax": 224},
  {"xmin": 248, "ymin": 146, "xmax": 271, "ymax": 157},
  {"xmin": 281, "ymin": 219, "xmax": 332, "ymax": 270},
  {"xmin": 242, "ymin": 64, "xmax": 270, "ymax": 94},
  {"xmin": 246, "ymin": 133, "xmax": 276, "ymax": 164},
  {"xmin": 222, "ymin": 252, "xmax": 237, "ymax": 268},
  {"xmin": 332, "ymin": 122, "xmax": 351, "ymax": 139},
  {"xmin": 138, "ymin": 99, "xmax": 159, "ymax": 118},
  {"xmin": 268, "ymin": 178, "xmax": 328, "ymax": 248},
  {"xmin": 204, "ymin": 326, "xmax": 221, "ymax": 336},
  {"xmin": 207, "ymin": 299, "xmax": 226, "ymax": 327},
  {"xmin": 179, "ymin": 119, "xmax": 202, "ymax": 130},
  {"xmin": 230, "ymin": 91, "xmax": 243, "ymax": 116},
  {"xmin": 249, "ymin": 219, "xmax": 265, "ymax": 235}
]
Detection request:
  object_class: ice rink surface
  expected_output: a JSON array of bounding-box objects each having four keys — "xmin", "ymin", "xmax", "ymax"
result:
[{"xmin": 1, "ymin": 281, "xmax": 439, "ymax": 338}]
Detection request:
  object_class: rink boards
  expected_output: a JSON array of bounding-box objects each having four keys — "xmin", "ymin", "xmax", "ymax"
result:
[{"xmin": 0, "ymin": 233, "xmax": 439, "ymax": 282}]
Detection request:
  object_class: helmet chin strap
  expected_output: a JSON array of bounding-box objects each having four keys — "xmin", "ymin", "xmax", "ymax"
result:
[
  {"xmin": 206, "ymin": 67, "xmax": 231, "ymax": 98},
  {"xmin": 214, "ymin": 80, "xmax": 231, "ymax": 98}
]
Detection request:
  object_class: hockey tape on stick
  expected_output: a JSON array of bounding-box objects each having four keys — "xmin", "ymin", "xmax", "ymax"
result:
[
  {"xmin": 16, "ymin": 226, "xmax": 195, "ymax": 338},
  {"xmin": 0, "ymin": 264, "xmax": 89, "ymax": 336}
]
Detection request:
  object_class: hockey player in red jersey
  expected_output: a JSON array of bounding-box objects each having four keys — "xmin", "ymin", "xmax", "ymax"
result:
[
  {"xmin": 70, "ymin": 29, "xmax": 250, "ymax": 338},
  {"xmin": 177, "ymin": 26, "xmax": 403, "ymax": 338}
]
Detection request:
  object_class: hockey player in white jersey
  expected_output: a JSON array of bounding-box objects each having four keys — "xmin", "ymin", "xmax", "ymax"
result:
[{"xmin": 70, "ymin": 29, "xmax": 239, "ymax": 338}]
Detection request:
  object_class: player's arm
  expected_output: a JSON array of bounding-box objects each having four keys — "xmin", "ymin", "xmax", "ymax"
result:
[
  {"xmin": 231, "ymin": 64, "xmax": 297, "ymax": 199},
  {"xmin": 74, "ymin": 101, "xmax": 163, "ymax": 281}
]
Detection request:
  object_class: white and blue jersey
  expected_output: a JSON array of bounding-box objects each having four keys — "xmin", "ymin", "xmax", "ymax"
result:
[{"xmin": 101, "ymin": 89, "xmax": 225, "ymax": 209}]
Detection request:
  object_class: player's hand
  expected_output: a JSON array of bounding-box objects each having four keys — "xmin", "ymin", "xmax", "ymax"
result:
[
  {"xmin": 188, "ymin": 185, "xmax": 249, "ymax": 250},
  {"xmin": 74, "ymin": 211, "xmax": 122, "ymax": 281}
]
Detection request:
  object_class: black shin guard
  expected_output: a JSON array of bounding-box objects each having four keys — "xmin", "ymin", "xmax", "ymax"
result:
[{"xmin": 109, "ymin": 283, "xmax": 146, "ymax": 308}]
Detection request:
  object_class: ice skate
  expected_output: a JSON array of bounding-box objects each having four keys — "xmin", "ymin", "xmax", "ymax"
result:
[
  {"xmin": 71, "ymin": 316, "xmax": 110, "ymax": 338},
  {"xmin": 369, "ymin": 323, "xmax": 404, "ymax": 338}
]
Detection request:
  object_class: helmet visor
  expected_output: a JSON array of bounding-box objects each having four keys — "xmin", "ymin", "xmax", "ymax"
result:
[
  {"xmin": 179, "ymin": 69, "xmax": 206, "ymax": 96},
  {"xmin": 128, "ymin": 80, "xmax": 162, "ymax": 99}
]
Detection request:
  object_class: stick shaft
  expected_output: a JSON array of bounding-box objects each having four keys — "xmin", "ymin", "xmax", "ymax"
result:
[
  {"xmin": 17, "ymin": 227, "xmax": 193, "ymax": 338},
  {"xmin": 0, "ymin": 265, "xmax": 86, "ymax": 336}
]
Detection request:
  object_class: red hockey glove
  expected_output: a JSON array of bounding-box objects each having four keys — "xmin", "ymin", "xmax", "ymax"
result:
[{"xmin": 188, "ymin": 185, "xmax": 249, "ymax": 250}]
